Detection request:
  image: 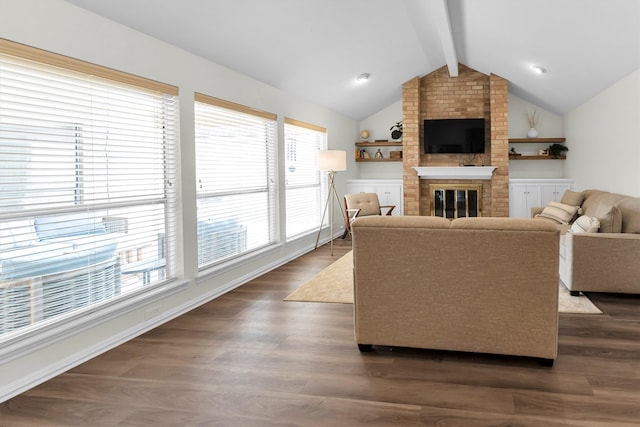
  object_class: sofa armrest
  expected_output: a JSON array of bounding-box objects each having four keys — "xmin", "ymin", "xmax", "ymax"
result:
[
  {"xmin": 570, "ymin": 232, "xmax": 640, "ymax": 293},
  {"xmin": 531, "ymin": 206, "xmax": 544, "ymax": 218}
]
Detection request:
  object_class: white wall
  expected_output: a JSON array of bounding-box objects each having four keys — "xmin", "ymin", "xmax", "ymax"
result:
[
  {"xmin": 0, "ymin": 0, "xmax": 358, "ymax": 401},
  {"xmin": 357, "ymin": 100, "xmax": 403, "ymax": 179},
  {"xmin": 508, "ymin": 93, "xmax": 566, "ymax": 179},
  {"xmin": 564, "ymin": 69, "xmax": 640, "ymax": 196},
  {"xmin": 508, "ymin": 94, "xmax": 564, "ymax": 138}
]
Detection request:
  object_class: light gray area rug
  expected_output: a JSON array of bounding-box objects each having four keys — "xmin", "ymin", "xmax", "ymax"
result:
[{"xmin": 284, "ymin": 251, "xmax": 602, "ymax": 314}]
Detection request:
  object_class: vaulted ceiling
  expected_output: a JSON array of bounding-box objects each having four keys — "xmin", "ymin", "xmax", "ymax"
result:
[{"xmin": 64, "ymin": 0, "xmax": 640, "ymax": 121}]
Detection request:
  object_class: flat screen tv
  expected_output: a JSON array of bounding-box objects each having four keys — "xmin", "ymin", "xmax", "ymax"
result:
[{"xmin": 424, "ymin": 118, "xmax": 485, "ymax": 154}]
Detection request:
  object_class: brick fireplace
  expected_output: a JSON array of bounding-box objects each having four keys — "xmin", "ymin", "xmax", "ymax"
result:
[{"xmin": 402, "ymin": 64, "xmax": 509, "ymax": 217}]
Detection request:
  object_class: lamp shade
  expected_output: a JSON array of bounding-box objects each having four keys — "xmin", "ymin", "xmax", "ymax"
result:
[{"xmin": 317, "ymin": 150, "xmax": 346, "ymax": 171}]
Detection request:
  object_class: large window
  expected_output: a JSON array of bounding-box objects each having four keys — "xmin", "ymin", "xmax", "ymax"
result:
[
  {"xmin": 284, "ymin": 118, "xmax": 327, "ymax": 239},
  {"xmin": 0, "ymin": 40, "xmax": 178, "ymax": 337},
  {"xmin": 194, "ymin": 93, "xmax": 277, "ymax": 267}
]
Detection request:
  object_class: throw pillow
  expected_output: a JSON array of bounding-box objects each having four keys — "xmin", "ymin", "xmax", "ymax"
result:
[
  {"xmin": 570, "ymin": 215, "xmax": 600, "ymax": 233},
  {"xmin": 536, "ymin": 201, "xmax": 580, "ymax": 224},
  {"xmin": 560, "ymin": 189, "xmax": 585, "ymax": 208}
]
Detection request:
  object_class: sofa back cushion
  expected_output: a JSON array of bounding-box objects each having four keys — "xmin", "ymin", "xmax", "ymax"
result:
[
  {"xmin": 580, "ymin": 190, "xmax": 626, "ymax": 233},
  {"xmin": 451, "ymin": 216, "xmax": 559, "ymax": 232},
  {"xmin": 616, "ymin": 197, "xmax": 640, "ymax": 234},
  {"xmin": 581, "ymin": 190, "xmax": 626, "ymax": 216},
  {"xmin": 560, "ymin": 189, "xmax": 585, "ymax": 207},
  {"xmin": 352, "ymin": 215, "xmax": 452, "ymax": 230},
  {"xmin": 35, "ymin": 212, "xmax": 106, "ymax": 240}
]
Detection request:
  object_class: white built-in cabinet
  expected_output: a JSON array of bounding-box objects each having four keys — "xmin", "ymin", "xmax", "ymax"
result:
[
  {"xmin": 346, "ymin": 179, "xmax": 403, "ymax": 216},
  {"xmin": 509, "ymin": 179, "xmax": 574, "ymax": 218}
]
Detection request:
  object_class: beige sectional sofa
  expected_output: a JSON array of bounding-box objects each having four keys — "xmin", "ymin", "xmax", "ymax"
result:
[
  {"xmin": 351, "ymin": 215, "xmax": 560, "ymax": 365},
  {"xmin": 532, "ymin": 189, "xmax": 640, "ymax": 295}
]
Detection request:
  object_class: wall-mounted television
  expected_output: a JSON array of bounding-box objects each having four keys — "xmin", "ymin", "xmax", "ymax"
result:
[{"xmin": 424, "ymin": 118, "xmax": 485, "ymax": 154}]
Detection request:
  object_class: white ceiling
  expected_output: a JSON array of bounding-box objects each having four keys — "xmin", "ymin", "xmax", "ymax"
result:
[{"xmin": 64, "ymin": 0, "xmax": 640, "ymax": 121}]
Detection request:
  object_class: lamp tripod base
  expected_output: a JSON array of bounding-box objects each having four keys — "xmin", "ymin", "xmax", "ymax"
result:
[{"xmin": 314, "ymin": 170, "xmax": 347, "ymax": 255}]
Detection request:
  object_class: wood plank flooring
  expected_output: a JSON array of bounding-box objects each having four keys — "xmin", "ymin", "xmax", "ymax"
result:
[{"xmin": 1, "ymin": 238, "xmax": 639, "ymax": 426}]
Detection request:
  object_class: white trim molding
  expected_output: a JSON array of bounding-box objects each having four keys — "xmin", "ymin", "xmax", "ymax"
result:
[{"xmin": 413, "ymin": 166, "xmax": 497, "ymax": 180}]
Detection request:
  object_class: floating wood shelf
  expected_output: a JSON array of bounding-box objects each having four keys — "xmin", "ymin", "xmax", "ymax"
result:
[
  {"xmin": 508, "ymin": 137, "xmax": 566, "ymax": 143},
  {"xmin": 355, "ymin": 158, "xmax": 401, "ymax": 162},
  {"xmin": 355, "ymin": 142, "xmax": 403, "ymax": 147},
  {"xmin": 509, "ymin": 155, "xmax": 566, "ymax": 160}
]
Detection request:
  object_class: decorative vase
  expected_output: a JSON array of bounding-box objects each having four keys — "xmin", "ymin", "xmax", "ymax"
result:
[
  {"xmin": 391, "ymin": 130, "xmax": 402, "ymax": 140},
  {"xmin": 527, "ymin": 128, "xmax": 538, "ymax": 138}
]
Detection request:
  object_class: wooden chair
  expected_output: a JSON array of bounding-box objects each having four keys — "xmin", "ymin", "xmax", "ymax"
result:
[{"xmin": 342, "ymin": 193, "xmax": 395, "ymax": 238}]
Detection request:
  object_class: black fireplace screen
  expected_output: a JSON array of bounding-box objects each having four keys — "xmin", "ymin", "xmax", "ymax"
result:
[{"xmin": 431, "ymin": 185, "xmax": 482, "ymax": 218}]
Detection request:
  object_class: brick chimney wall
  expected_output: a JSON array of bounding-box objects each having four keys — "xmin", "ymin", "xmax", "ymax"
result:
[
  {"xmin": 401, "ymin": 64, "xmax": 509, "ymax": 217},
  {"xmin": 489, "ymin": 73, "xmax": 510, "ymax": 217}
]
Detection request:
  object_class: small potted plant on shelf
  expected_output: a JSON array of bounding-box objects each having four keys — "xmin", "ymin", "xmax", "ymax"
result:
[
  {"xmin": 390, "ymin": 121, "xmax": 403, "ymax": 140},
  {"xmin": 547, "ymin": 143, "xmax": 568, "ymax": 159}
]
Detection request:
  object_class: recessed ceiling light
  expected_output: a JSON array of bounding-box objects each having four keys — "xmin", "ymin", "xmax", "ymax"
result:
[
  {"xmin": 356, "ymin": 73, "xmax": 370, "ymax": 83},
  {"xmin": 531, "ymin": 65, "xmax": 547, "ymax": 75}
]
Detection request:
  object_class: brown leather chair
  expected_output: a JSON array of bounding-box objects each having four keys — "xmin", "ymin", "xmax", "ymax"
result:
[{"xmin": 342, "ymin": 193, "xmax": 395, "ymax": 238}]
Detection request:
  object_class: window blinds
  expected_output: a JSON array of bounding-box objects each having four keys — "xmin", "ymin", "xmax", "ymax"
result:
[
  {"xmin": 194, "ymin": 93, "xmax": 277, "ymax": 267},
  {"xmin": 0, "ymin": 41, "xmax": 178, "ymax": 336},
  {"xmin": 284, "ymin": 118, "xmax": 327, "ymax": 239}
]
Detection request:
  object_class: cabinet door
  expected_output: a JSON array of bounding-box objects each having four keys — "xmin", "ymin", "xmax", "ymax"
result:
[
  {"xmin": 510, "ymin": 184, "xmax": 541, "ymax": 218},
  {"xmin": 375, "ymin": 184, "xmax": 402, "ymax": 216},
  {"xmin": 346, "ymin": 183, "xmax": 375, "ymax": 195},
  {"xmin": 554, "ymin": 183, "xmax": 572, "ymax": 201},
  {"xmin": 541, "ymin": 183, "xmax": 573, "ymax": 206},
  {"xmin": 540, "ymin": 184, "xmax": 559, "ymax": 206}
]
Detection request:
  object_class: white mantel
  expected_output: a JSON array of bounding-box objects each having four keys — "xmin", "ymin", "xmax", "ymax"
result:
[{"xmin": 413, "ymin": 166, "xmax": 497, "ymax": 180}]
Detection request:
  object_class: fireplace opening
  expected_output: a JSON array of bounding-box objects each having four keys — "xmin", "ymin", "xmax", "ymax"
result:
[{"xmin": 430, "ymin": 184, "xmax": 483, "ymax": 218}]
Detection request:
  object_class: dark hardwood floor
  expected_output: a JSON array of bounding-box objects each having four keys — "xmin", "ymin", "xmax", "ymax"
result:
[{"xmin": 1, "ymin": 238, "xmax": 639, "ymax": 426}]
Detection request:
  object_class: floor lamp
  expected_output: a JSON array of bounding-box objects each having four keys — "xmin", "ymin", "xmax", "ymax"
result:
[{"xmin": 314, "ymin": 150, "xmax": 347, "ymax": 255}]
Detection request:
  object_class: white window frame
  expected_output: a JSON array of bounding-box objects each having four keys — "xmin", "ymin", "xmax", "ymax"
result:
[
  {"xmin": 284, "ymin": 118, "xmax": 327, "ymax": 240},
  {"xmin": 0, "ymin": 39, "xmax": 178, "ymax": 339},
  {"xmin": 194, "ymin": 93, "xmax": 278, "ymax": 268}
]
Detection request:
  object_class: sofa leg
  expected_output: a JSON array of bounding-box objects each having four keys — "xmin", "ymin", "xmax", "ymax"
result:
[
  {"xmin": 539, "ymin": 358, "xmax": 555, "ymax": 367},
  {"xmin": 570, "ymin": 290, "xmax": 581, "ymax": 297},
  {"xmin": 357, "ymin": 344, "xmax": 373, "ymax": 352}
]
